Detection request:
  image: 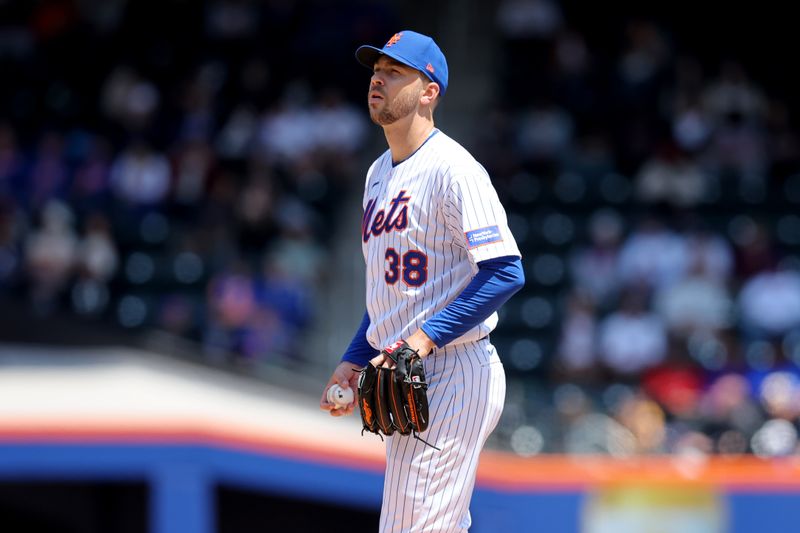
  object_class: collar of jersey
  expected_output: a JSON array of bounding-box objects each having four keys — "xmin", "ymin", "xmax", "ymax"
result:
[{"xmin": 391, "ymin": 128, "xmax": 439, "ymax": 167}]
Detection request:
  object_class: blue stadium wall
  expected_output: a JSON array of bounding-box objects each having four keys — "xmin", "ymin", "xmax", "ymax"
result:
[{"xmin": 1, "ymin": 430, "xmax": 799, "ymax": 533}]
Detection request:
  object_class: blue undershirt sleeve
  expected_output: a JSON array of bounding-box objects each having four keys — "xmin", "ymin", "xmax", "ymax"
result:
[
  {"xmin": 421, "ymin": 255, "xmax": 525, "ymax": 348},
  {"xmin": 340, "ymin": 310, "xmax": 379, "ymax": 366}
]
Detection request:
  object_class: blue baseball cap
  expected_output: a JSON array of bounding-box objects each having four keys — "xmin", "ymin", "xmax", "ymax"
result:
[{"xmin": 356, "ymin": 30, "xmax": 449, "ymax": 95}]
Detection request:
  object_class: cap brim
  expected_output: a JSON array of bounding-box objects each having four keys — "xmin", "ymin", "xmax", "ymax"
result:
[
  {"xmin": 355, "ymin": 45, "xmax": 418, "ymax": 74},
  {"xmin": 355, "ymin": 45, "xmax": 384, "ymax": 69}
]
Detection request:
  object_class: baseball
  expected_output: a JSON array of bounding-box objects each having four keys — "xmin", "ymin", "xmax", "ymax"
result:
[{"xmin": 327, "ymin": 384, "xmax": 354, "ymax": 408}]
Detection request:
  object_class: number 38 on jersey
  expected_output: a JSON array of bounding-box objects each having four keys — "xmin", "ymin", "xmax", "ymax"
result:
[{"xmin": 385, "ymin": 248, "xmax": 428, "ymax": 287}]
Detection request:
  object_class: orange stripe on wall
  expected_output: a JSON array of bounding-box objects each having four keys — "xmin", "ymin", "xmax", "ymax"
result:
[
  {"xmin": 1, "ymin": 422, "xmax": 799, "ymax": 490},
  {"xmin": 0, "ymin": 420, "xmax": 386, "ymax": 473},
  {"xmin": 476, "ymin": 451, "xmax": 800, "ymax": 491}
]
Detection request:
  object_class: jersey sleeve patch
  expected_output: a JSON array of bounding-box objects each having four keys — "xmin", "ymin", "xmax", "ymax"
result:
[{"xmin": 465, "ymin": 225, "xmax": 503, "ymax": 248}]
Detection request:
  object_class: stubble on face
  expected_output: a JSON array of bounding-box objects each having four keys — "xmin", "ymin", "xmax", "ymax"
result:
[{"xmin": 370, "ymin": 87, "xmax": 420, "ymax": 126}]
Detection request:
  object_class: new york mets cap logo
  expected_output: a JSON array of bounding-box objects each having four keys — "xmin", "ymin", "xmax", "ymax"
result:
[{"xmin": 386, "ymin": 32, "xmax": 403, "ymax": 47}]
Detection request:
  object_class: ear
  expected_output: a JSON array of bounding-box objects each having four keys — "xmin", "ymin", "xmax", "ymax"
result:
[{"xmin": 419, "ymin": 81, "xmax": 440, "ymax": 107}]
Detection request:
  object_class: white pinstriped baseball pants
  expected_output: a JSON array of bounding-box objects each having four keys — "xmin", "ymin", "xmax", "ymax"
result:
[{"xmin": 379, "ymin": 338, "xmax": 506, "ymax": 532}]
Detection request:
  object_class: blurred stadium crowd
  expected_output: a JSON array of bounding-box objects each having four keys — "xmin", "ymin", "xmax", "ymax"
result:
[
  {"xmin": 483, "ymin": 0, "xmax": 800, "ymax": 457},
  {"xmin": 1, "ymin": 0, "xmax": 800, "ymax": 457},
  {"xmin": 0, "ymin": 0, "xmax": 393, "ymax": 365}
]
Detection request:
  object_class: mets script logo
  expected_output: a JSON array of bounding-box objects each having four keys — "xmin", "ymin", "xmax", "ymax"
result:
[
  {"xmin": 363, "ymin": 190, "xmax": 411, "ymax": 243},
  {"xmin": 386, "ymin": 32, "xmax": 403, "ymax": 47}
]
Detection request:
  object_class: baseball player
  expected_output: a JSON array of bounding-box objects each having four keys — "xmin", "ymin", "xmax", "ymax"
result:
[{"xmin": 320, "ymin": 30, "xmax": 525, "ymax": 532}]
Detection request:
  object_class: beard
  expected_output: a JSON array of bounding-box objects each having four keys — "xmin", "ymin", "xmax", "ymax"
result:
[{"xmin": 369, "ymin": 89, "xmax": 419, "ymax": 126}]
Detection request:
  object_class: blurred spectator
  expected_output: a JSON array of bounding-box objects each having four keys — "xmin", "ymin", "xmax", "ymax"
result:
[
  {"xmin": 654, "ymin": 256, "xmax": 733, "ymax": 336},
  {"xmin": 289, "ymin": 158, "xmax": 335, "ymax": 209},
  {"xmin": 496, "ymin": 0, "xmax": 563, "ymax": 40},
  {"xmin": 555, "ymin": 289, "xmax": 598, "ymax": 380},
  {"xmin": 703, "ymin": 61, "xmax": 766, "ymax": 123},
  {"xmin": 750, "ymin": 418, "xmax": 799, "ymax": 457},
  {"xmin": 257, "ymin": 84, "xmax": 317, "ymax": 165},
  {"xmin": 515, "ymin": 98, "xmax": 574, "ymax": 170},
  {"xmin": 618, "ymin": 215, "xmax": 689, "ymax": 290},
  {"xmin": 671, "ymin": 98, "xmax": 713, "ymax": 154},
  {"xmin": 216, "ymin": 104, "xmax": 259, "ymax": 160},
  {"xmin": 614, "ymin": 393, "xmax": 667, "ymax": 453},
  {"xmin": 738, "ymin": 265, "xmax": 800, "ymax": 340},
  {"xmin": 684, "ymin": 222, "xmax": 734, "ymax": 284},
  {"xmin": 205, "ymin": 0, "xmax": 260, "ymax": 41},
  {"xmin": 598, "ymin": 288, "xmax": 668, "ymax": 378},
  {"xmin": 235, "ymin": 167, "xmax": 278, "ymax": 253},
  {"xmin": 110, "ymin": 140, "xmax": 171, "ymax": 208},
  {"xmin": 671, "ymin": 430, "xmax": 714, "ymax": 456},
  {"xmin": 617, "ymin": 20, "xmax": 671, "ymax": 103},
  {"xmin": 23, "ymin": 201, "xmax": 78, "ymax": 313},
  {"xmin": 70, "ymin": 210, "xmax": 117, "ymax": 317},
  {"xmin": 562, "ymin": 132, "xmax": 615, "ymax": 179},
  {"xmin": 76, "ymin": 213, "xmax": 118, "ymax": 283},
  {"xmin": 313, "ymin": 87, "xmax": 368, "ymax": 155},
  {"xmin": 203, "ymin": 260, "xmax": 260, "ymax": 360},
  {"xmin": 705, "ymin": 106, "xmax": 768, "ymax": 187},
  {"xmin": 641, "ymin": 341, "xmax": 704, "ymax": 418},
  {"xmin": 569, "ymin": 208, "xmax": 623, "ymax": 308},
  {"xmin": 698, "ymin": 373, "xmax": 761, "ymax": 452},
  {"xmin": 563, "ymin": 411, "xmax": 637, "ymax": 456},
  {"xmin": 758, "ymin": 370, "xmax": 800, "ymax": 421},
  {"xmin": 268, "ymin": 200, "xmax": 324, "ymax": 285},
  {"xmin": 702, "ymin": 61, "xmax": 768, "ymax": 185},
  {"xmin": 157, "ymin": 293, "xmax": 198, "ymax": 338},
  {"xmin": 254, "ymin": 253, "xmax": 314, "ymax": 363},
  {"xmin": 101, "ymin": 66, "xmax": 160, "ymax": 132},
  {"xmin": 668, "ymin": 58, "xmax": 713, "ymax": 153},
  {"xmin": 635, "ymin": 141, "xmax": 708, "ymax": 207}
]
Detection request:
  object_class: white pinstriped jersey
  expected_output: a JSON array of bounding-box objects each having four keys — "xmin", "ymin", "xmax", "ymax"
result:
[{"xmin": 361, "ymin": 129, "xmax": 520, "ymax": 350}]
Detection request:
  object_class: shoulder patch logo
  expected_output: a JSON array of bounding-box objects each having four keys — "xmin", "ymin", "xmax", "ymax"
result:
[
  {"xmin": 465, "ymin": 225, "xmax": 503, "ymax": 248},
  {"xmin": 386, "ymin": 32, "xmax": 403, "ymax": 47}
]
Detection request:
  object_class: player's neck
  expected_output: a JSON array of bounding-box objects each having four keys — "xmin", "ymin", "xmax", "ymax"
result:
[{"xmin": 383, "ymin": 115, "xmax": 435, "ymax": 164}]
